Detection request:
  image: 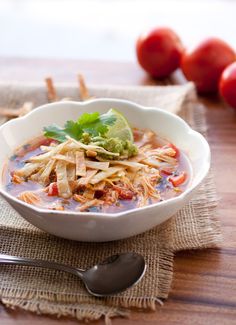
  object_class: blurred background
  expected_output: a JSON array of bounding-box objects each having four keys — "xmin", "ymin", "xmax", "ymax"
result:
[{"xmin": 0, "ymin": 0, "xmax": 235, "ymax": 61}]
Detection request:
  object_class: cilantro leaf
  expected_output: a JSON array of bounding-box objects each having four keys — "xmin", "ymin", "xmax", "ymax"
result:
[
  {"xmin": 64, "ymin": 120, "xmax": 83, "ymax": 139},
  {"xmin": 78, "ymin": 112, "xmax": 99, "ymax": 125},
  {"xmin": 83, "ymin": 112, "xmax": 116, "ymax": 136},
  {"xmin": 43, "ymin": 111, "xmax": 117, "ymax": 142},
  {"xmin": 43, "ymin": 125, "xmax": 67, "ymax": 142},
  {"xmin": 96, "ymin": 123, "xmax": 109, "ymax": 135}
]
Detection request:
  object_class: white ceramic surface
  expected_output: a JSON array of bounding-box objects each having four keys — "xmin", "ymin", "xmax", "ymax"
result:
[{"xmin": 0, "ymin": 99, "xmax": 210, "ymax": 242}]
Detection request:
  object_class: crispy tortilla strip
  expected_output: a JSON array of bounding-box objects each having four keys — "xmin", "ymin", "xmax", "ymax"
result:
[
  {"xmin": 15, "ymin": 162, "xmax": 42, "ymax": 177},
  {"xmin": 110, "ymin": 160, "xmax": 145, "ymax": 169},
  {"xmin": 90, "ymin": 167, "xmax": 124, "ymax": 185},
  {"xmin": 157, "ymin": 147, "xmax": 176, "ymax": 157},
  {"xmin": 146, "ymin": 148, "xmax": 177, "ymax": 164},
  {"xmin": 153, "ymin": 154, "xmax": 177, "ymax": 165},
  {"xmin": 75, "ymin": 151, "xmax": 86, "ymax": 176},
  {"xmin": 30, "ymin": 173, "xmax": 41, "ymax": 183},
  {"xmin": 93, "ymin": 181, "xmax": 105, "ymax": 190},
  {"xmin": 67, "ymin": 164, "xmax": 76, "ymax": 181},
  {"xmin": 66, "ymin": 152, "xmax": 76, "ymax": 181},
  {"xmin": 52, "ymin": 154, "xmax": 75, "ymax": 164},
  {"xmin": 55, "ymin": 161, "xmax": 72, "ymax": 198},
  {"xmin": 40, "ymin": 159, "xmax": 55, "ymax": 184},
  {"xmin": 85, "ymin": 161, "xmax": 109, "ymax": 170},
  {"xmin": 18, "ymin": 191, "xmax": 40, "ymax": 205},
  {"xmin": 67, "ymin": 137, "xmax": 119, "ymax": 157},
  {"xmin": 79, "ymin": 199, "xmax": 103, "ymax": 212},
  {"xmin": 45, "ymin": 77, "xmax": 57, "ymax": 102},
  {"xmin": 77, "ymin": 169, "xmax": 97, "ymax": 186},
  {"xmin": 142, "ymin": 158, "xmax": 161, "ymax": 168},
  {"xmin": 30, "ymin": 166, "xmax": 45, "ymax": 182},
  {"xmin": 29, "ymin": 141, "xmax": 68, "ymax": 163}
]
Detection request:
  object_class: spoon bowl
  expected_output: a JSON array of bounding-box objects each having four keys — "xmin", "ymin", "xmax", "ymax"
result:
[
  {"xmin": 82, "ymin": 253, "xmax": 146, "ymax": 296},
  {"xmin": 0, "ymin": 252, "xmax": 146, "ymax": 297}
]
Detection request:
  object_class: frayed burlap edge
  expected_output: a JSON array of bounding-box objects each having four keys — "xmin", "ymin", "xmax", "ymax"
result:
[
  {"xmin": 1, "ymin": 296, "xmax": 128, "ymax": 325},
  {"xmin": 0, "ymin": 245, "xmax": 173, "ymax": 322}
]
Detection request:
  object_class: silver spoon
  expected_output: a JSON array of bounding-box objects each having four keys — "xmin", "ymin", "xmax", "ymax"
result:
[{"xmin": 0, "ymin": 252, "xmax": 146, "ymax": 297}]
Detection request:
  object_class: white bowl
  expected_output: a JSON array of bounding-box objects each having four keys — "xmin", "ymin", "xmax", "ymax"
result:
[{"xmin": 0, "ymin": 99, "xmax": 210, "ymax": 242}]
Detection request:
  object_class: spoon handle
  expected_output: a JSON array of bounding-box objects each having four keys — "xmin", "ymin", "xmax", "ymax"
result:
[{"xmin": 0, "ymin": 254, "xmax": 84, "ymax": 277}]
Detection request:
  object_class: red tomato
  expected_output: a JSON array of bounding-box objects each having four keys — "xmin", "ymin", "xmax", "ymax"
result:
[
  {"xmin": 136, "ymin": 27, "xmax": 184, "ymax": 78},
  {"xmin": 181, "ymin": 38, "xmax": 236, "ymax": 94},
  {"xmin": 169, "ymin": 172, "xmax": 187, "ymax": 187},
  {"xmin": 160, "ymin": 168, "xmax": 173, "ymax": 176},
  {"xmin": 219, "ymin": 62, "xmax": 236, "ymax": 109},
  {"xmin": 47, "ymin": 182, "xmax": 58, "ymax": 196},
  {"xmin": 162, "ymin": 143, "xmax": 179, "ymax": 158}
]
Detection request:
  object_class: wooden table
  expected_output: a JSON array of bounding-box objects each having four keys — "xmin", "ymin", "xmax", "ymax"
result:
[{"xmin": 0, "ymin": 57, "xmax": 236, "ymax": 325}]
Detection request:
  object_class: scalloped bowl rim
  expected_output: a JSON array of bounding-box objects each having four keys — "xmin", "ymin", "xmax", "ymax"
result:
[{"xmin": 0, "ymin": 98, "xmax": 211, "ymax": 219}]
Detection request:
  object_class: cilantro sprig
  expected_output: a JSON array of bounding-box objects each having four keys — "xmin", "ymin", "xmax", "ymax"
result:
[{"xmin": 43, "ymin": 111, "xmax": 116, "ymax": 142}]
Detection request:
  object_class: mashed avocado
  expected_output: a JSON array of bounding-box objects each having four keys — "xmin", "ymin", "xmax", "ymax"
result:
[{"xmin": 81, "ymin": 133, "xmax": 138, "ymax": 158}]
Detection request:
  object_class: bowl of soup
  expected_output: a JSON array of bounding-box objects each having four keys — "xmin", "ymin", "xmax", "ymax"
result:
[{"xmin": 0, "ymin": 99, "xmax": 210, "ymax": 241}]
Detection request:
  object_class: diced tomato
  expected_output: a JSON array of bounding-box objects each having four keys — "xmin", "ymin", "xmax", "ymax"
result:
[
  {"xmin": 47, "ymin": 182, "xmax": 59, "ymax": 196},
  {"xmin": 161, "ymin": 168, "xmax": 173, "ymax": 176},
  {"xmin": 169, "ymin": 172, "xmax": 187, "ymax": 187},
  {"xmin": 132, "ymin": 128, "xmax": 143, "ymax": 142},
  {"xmin": 114, "ymin": 187, "xmax": 134, "ymax": 200},
  {"xmin": 163, "ymin": 143, "xmax": 179, "ymax": 158},
  {"xmin": 41, "ymin": 138, "xmax": 55, "ymax": 146}
]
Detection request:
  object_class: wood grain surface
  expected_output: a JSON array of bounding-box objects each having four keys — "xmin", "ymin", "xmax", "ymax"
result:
[{"xmin": 0, "ymin": 57, "xmax": 236, "ymax": 325}]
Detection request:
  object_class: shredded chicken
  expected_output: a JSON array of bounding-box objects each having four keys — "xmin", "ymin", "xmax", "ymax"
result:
[
  {"xmin": 77, "ymin": 169, "xmax": 98, "ymax": 186},
  {"xmin": 18, "ymin": 191, "xmax": 40, "ymax": 205},
  {"xmin": 11, "ymin": 173, "xmax": 23, "ymax": 184}
]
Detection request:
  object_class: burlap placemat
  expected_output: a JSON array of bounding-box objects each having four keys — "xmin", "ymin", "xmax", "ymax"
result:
[{"xmin": 0, "ymin": 82, "xmax": 222, "ymax": 323}]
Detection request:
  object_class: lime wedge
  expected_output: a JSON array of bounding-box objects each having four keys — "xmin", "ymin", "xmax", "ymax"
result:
[{"xmin": 106, "ymin": 109, "xmax": 134, "ymax": 142}]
